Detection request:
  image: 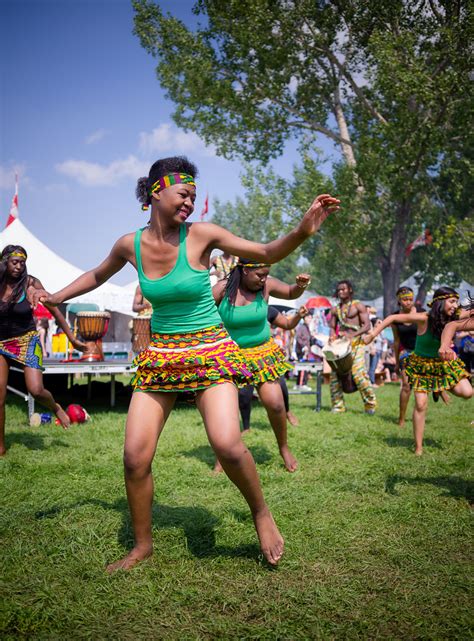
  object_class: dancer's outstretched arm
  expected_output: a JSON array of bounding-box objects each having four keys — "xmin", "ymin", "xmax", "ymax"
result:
[
  {"xmin": 266, "ymin": 273, "xmax": 311, "ymax": 300},
  {"xmin": 272, "ymin": 306, "xmax": 309, "ymax": 330},
  {"xmin": 197, "ymin": 195, "xmax": 339, "ymax": 264},
  {"xmin": 363, "ymin": 312, "xmax": 428, "ymax": 345},
  {"xmin": 439, "ymin": 317, "xmax": 474, "ymax": 360},
  {"xmin": 29, "ymin": 236, "xmax": 130, "ymax": 308}
]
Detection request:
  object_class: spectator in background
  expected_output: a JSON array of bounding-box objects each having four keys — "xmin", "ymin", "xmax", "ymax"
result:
[
  {"xmin": 294, "ymin": 314, "xmax": 312, "ymax": 391},
  {"xmin": 368, "ymin": 318, "xmax": 384, "ymax": 384}
]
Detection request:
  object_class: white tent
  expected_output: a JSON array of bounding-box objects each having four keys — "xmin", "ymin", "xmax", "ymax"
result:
[{"xmin": 0, "ymin": 219, "xmax": 134, "ymax": 314}]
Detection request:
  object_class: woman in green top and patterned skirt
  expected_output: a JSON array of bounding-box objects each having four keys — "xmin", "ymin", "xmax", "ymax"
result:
[
  {"xmin": 30, "ymin": 156, "xmax": 339, "ymax": 571},
  {"xmin": 364, "ymin": 287, "xmax": 472, "ymax": 455},
  {"xmin": 214, "ymin": 259, "xmax": 311, "ymax": 473}
]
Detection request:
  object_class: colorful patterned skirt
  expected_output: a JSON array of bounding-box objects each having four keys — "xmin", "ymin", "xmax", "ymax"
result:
[
  {"xmin": 132, "ymin": 324, "xmax": 252, "ymax": 393},
  {"xmin": 405, "ymin": 353, "xmax": 469, "ymax": 393},
  {"xmin": 239, "ymin": 337, "xmax": 292, "ymax": 386},
  {"xmin": 399, "ymin": 348, "xmax": 413, "ymax": 369},
  {"xmin": 0, "ymin": 330, "xmax": 43, "ymax": 370}
]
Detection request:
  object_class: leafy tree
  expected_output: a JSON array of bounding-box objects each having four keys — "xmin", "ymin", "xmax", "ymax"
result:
[{"xmin": 133, "ymin": 0, "xmax": 473, "ymax": 313}]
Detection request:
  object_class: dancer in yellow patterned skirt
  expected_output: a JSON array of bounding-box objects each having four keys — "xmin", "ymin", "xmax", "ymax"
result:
[
  {"xmin": 0, "ymin": 245, "xmax": 86, "ymax": 455},
  {"xmin": 214, "ymin": 259, "xmax": 311, "ymax": 472},
  {"xmin": 364, "ymin": 286, "xmax": 472, "ymax": 455},
  {"xmin": 30, "ymin": 155, "xmax": 339, "ymax": 570}
]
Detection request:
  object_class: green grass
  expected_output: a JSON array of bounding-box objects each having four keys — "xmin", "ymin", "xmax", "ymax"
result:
[{"xmin": 1, "ymin": 383, "xmax": 472, "ymax": 640}]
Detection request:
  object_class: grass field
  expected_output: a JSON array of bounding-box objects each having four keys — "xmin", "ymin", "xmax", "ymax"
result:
[{"xmin": 1, "ymin": 381, "xmax": 472, "ymax": 640}]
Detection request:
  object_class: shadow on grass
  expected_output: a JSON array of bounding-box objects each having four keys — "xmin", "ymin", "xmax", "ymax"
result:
[
  {"xmin": 181, "ymin": 444, "xmax": 273, "ymax": 469},
  {"xmin": 6, "ymin": 430, "xmax": 69, "ymax": 451},
  {"xmin": 35, "ymin": 497, "xmax": 262, "ymax": 563},
  {"xmin": 385, "ymin": 474, "xmax": 474, "ymax": 503},
  {"xmin": 384, "ymin": 436, "xmax": 443, "ymax": 450}
]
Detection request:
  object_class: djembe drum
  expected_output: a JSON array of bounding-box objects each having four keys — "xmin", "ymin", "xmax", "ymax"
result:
[
  {"xmin": 75, "ymin": 311, "xmax": 111, "ymax": 361},
  {"xmin": 131, "ymin": 315, "xmax": 151, "ymax": 354},
  {"xmin": 323, "ymin": 338, "xmax": 357, "ymax": 394}
]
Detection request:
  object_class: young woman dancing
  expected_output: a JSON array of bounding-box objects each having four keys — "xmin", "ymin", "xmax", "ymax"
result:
[
  {"xmin": 213, "ymin": 261, "xmax": 310, "ymax": 473},
  {"xmin": 364, "ymin": 286, "xmax": 472, "ymax": 455},
  {"xmin": 30, "ymin": 156, "xmax": 339, "ymax": 570},
  {"xmin": 0, "ymin": 245, "xmax": 85, "ymax": 455}
]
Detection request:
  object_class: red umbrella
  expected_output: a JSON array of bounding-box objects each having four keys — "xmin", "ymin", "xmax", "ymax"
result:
[
  {"xmin": 33, "ymin": 303, "xmax": 54, "ymax": 320},
  {"xmin": 305, "ymin": 296, "xmax": 332, "ymax": 309}
]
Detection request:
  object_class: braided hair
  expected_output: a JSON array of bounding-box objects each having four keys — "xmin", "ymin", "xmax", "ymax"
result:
[
  {"xmin": 0, "ymin": 245, "xmax": 29, "ymax": 311},
  {"xmin": 135, "ymin": 156, "xmax": 198, "ymax": 210}
]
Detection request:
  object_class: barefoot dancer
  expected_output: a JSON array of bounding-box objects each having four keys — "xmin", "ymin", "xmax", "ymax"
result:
[
  {"xmin": 0, "ymin": 245, "xmax": 86, "ymax": 455},
  {"xmin": 30, "ymin": 156, "xmax": 339, "ymax": 569},
  {"xmin": 392, "ymin": 287, "xmax": 420, "ymax": 427},
  {"xmin": 364, "ymin": 286, "xmax": 472, "ymax": 455}
]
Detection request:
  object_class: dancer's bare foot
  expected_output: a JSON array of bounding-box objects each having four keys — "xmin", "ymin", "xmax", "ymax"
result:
[
  {"xmin": 398, "ymin": 418, "xmax": 406, "ymax": 428},
  {"xmin": 212, "ymin": 459, "xmax": 224, "ymax": 474},
  {"xmin": 106, "ymin": 546, "xmax": 153, "ymax": 574},
  {"xmin": 414, "ymin": 447, "xmax": 423, "ymax": 456},
  {"xmin": 280, "ymin": 446, "xmax": 298, "ymax": 472},
  {"xmin": 440, "ymin": 391, "xmax": 450, "ymax": 405},
  {"xmin": 55, "ymin": 404, "xmax": 70, "ymax": 430},
  {"xmin": 286, "ymin": 411, "xmax": 299, "ymax": 427},
  {"xmin": 241, "ymin": 428, "xmax": 251, "ymax": 435},
  {"xmin": 252, "ymin": 507, "xmax": 284, "ymax": 566}
]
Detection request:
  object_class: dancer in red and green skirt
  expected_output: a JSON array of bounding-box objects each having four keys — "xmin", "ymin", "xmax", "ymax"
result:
[
  {"xmin": 364, "ymin": 287, "xmax": 472, "ymax": 455},
  {"xmin": 31, "ymin": 155, "xmax": 339, "ymax": 570}
]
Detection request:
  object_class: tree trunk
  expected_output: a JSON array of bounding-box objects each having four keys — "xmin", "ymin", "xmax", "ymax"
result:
[
  {"xmin": 380, "ymin": 200, "xmax": 412, "ymax": 316},
  {"xmin": 416, "ymin": 276, "xmax": 433, "ymax": 310},
  {"xmin": 333, "ymin": 98, "xmax": 357, "ymax": 168}
]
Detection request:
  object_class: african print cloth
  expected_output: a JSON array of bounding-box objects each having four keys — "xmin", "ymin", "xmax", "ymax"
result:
[
  {"xmin": 330, "ymin": 337, "xmax": 376, "ymax": 413},
  {"xmin": 0, "ymin": 330, "xmax": 43, "ymax": 370},
  {"xmin": 132, "ymin": 324, "xmax": 252, "ymax": 393},
  {"xmin": 405, "ymin": 353, "xmax": 469, "ymax": 393},
  {"xmin": 399, "ymin": 348, "xmax": 413, "ymax": 369},
  {"xmin": 239, "ymin": 337, "xmax": 292, "ymax": 387}
]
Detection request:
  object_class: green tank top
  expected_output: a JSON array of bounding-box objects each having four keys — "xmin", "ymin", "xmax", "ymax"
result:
[
  {"xmin": 135, "ymin": 225, "xmax": 222, "ymax": 334},
  {"xmin": 218, "ymin": 291, "xmax": 270, "ymax": 348},
  {"xmin": 414, "ymin": 326, "xmax": 441, "ymax": 358}
]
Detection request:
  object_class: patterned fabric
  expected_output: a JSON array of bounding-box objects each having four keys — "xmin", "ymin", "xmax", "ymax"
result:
[
  {"xmin": 239, "ymin": 337, "xmax": 292, "ymax": 386},
  {"xmin": 335, "ymin": 299, "xmax": 361, "ymax": 332},
  {"xmin": 132, "ymin": 324, "xmax": 252, "ymax": 393},
  {"xmin": 330, "ymin": 337, "xmax": 376, "ymax": 413},
  {"xmin": 405, "ymin": 353, "xmax": 468, "ymax": 392},
  {"xmin": 0, "ymin": 330, "xmax": 43, "ymax": 370}
]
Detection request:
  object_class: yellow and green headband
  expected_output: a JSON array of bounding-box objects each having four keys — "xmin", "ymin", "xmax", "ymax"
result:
[
  {"xmin": 142, "ymin": 173, "xmax": 196, "ymax": 211},
  {"xmin": 8, "ymin": 251, "xmax": 26, "ymax": 260},
  {"xmin": 428, "ymin": 293, "xmax": 459, "ymax": 307},
  {"xmin": 239, "ymin": 261, "xmax": 271, "ymax": 269}
]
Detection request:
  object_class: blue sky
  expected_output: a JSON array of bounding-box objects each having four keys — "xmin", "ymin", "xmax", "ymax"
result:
[{"xmin": 1, "ymin": 0, "xmax": 337, "ymax": 285}]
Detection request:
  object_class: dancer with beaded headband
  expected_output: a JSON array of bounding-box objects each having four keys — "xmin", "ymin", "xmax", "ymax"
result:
[
  {"xmin": 0, "ymin": 245, "xmax": 86, "ymax": 455},
  {"xmin": 364, "ymin": 286, "xmax": 472, "ymax": 455},
  {"xmin": 213, "ymin": 259, "xmax": 311, "ymax": 473},
  {"xmin": 30, "ymin": 156, "xmax": 339, "ymax": 570}
]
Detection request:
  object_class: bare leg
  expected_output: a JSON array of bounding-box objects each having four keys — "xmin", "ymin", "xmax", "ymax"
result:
[
  {"xmin": 449, "ymin": 378, "xmax": 473, "ymax": 400},
  {"xmin": 106, "ymin": 391, "xmax": 176, "ymax": 573},
  {"xmin": 196, "ymin": 383, "xmax": 284, "ymax": 565},
  {"xmin": 0, "ymin": 356, "xmax": 9, "ymax": 456},
  {"xmin": 257, "ymin": 381, "xmax": 298, "ymax": 472},
  {"xmin": 412, "ymin": 391, "xmax": 428, "ymax": 455},
  {"xmin": 398, "ymin": 369, "xmax": 411, "ymax": 427},
  {"xmin": 23, "ymin": 367, "xmax": 70, "ymax": 428}
]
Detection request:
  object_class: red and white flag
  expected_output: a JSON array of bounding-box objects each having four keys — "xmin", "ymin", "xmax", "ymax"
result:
[
  {"xmin": 200, "ymin": 193, "xmax": 209, "ymax": 221},
  {"xmin": 405, "ymin": 228, "xmax": 433, "ymax": 257},
  {"xmin": 6, "ymin": 174, "xmax": 19, "ymax": 228}
]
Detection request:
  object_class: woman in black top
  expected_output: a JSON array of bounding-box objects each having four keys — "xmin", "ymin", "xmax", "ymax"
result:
[
  {"xmin": 0, "ymin": 245, "xmax": 85, "ymax": 455},
  {"xmin": 392, "ymin": 287, "xmax": 420, "ymax": 427}
]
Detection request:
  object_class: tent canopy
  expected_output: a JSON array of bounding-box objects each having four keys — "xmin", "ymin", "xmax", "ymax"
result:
[{"xmin": 0, "ymin": 219, "xmax": 134, "ymax": 314}]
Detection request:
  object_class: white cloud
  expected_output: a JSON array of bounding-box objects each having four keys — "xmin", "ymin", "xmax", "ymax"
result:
[
  {"xmin": 85, "ymin": 129, "xmax": 108, "ymax": 145},
  {"xmin": 0, "ymin": 164, "xmax": 26, "ymax": 190},
  {"xmin": 138, "ymin": 123, "xmax": 216, "ymax": 157},
  {"xmin": 56, "ymin": 155, "xmax": 149, "ymax": 186}
]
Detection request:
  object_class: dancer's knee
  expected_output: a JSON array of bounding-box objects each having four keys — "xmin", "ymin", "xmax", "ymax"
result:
[
  {"xmin": 401, "ymin": 383, "xmax": 411, "ymax": 395},
  {"xmin": 265, "ymin": 398, "xmax": 286, "ymax": 415},
  {"xmin": 26, "ymin": 381, "xmax": 46, "ymax": 398},
  {"xmin": 414, "ymin": 394, "xmax": 428, "ymax": 411},
  {"xmin": 213, "ymin": 441, "xmax": 246, "ymax": 466},
  {"xmin": 123, "ymin": 450, "xmax": 152, "ymax": 478}
]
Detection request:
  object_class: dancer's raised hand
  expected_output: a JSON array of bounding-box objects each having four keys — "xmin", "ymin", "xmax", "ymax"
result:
[{"xmin": 298, "ymin": 194, "xmax": 340, "ymax": 237}]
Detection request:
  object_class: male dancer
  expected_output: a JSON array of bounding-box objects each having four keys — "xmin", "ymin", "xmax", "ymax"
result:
[{"xmin": 329, "ymin": 280, "xmax": 377, "ymax": 414}]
